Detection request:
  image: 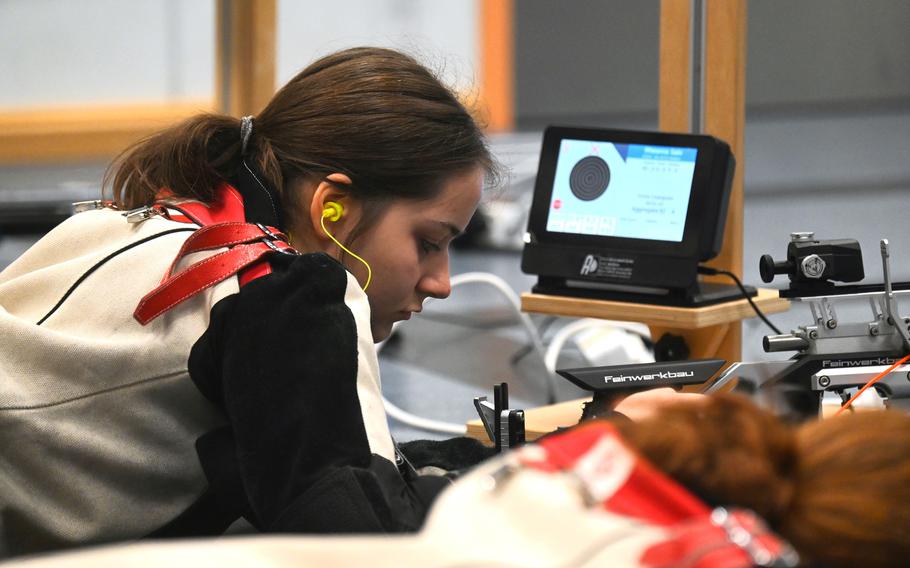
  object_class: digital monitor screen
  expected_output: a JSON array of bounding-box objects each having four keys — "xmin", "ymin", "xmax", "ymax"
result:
[
  {"xmin": 545, "ymin": 139, "xmax": 698, "ymax": 242},
  {"xmin": 523, "ymin": 126, "xmax": 735, "ymax": 300}
]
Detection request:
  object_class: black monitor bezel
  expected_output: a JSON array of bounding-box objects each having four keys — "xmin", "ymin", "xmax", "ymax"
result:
[{"xmin": 526, "ymin": 126, "xmax": 726, "ymax": 260}]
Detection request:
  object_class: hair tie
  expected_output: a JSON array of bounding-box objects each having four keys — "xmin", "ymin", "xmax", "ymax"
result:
[{"xmin": 240, "ymin": 115, "xmax": 254, "ymax": 155}]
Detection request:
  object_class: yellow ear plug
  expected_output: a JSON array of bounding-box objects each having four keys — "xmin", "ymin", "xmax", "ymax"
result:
[{"xmin": 322, "ymin": 201, "xmax": 344, "ymax": 222}]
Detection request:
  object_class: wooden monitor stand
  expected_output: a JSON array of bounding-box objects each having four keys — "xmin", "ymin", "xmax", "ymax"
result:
[{"xmin": 521, "ymin": 288, "xmax": 789, "ymax": 361}]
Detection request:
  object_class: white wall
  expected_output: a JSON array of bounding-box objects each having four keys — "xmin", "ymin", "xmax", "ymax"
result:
[
  {"xmin": 276, "ymin": 0, "xmax": 479, "ymax": 92},
  {"xmin": 0, "ymin": 0, "xmax": 478, "ymax": 107},
  {"xmin": 0, "ymin": 0, "xmax": 215, "ymax": 108}
]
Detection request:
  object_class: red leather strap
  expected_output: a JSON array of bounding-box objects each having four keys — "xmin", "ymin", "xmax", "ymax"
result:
[
  {"xmin": 156, "ymin": 183, "xmax": 247, "ymax": 227},
  {"xmin": 136, "ymin": 184, "xmax": 292, "ymax": 325},
  {"xmin": 160, "ymin": 185, "xmax": 276, "ymax": 289},
  {"xmin": 134, "ymin": 224, "xmax": 294, "ymax": 325},
  {"xmin": 159, "ymin": 223, "xmax": 287, "ymax": 284}
]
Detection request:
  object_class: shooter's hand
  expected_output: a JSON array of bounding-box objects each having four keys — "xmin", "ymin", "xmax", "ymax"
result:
[{"xmin": 614, "ymin": 387, "xmax": 705, "ymax": 421}]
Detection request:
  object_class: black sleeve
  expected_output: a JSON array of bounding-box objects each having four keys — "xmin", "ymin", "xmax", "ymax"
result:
[{"xmin": 188, "ymin": 253, "xmax": 441, "ymax": 533}]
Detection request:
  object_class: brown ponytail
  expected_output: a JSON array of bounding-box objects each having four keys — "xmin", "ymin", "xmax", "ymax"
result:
[
  {"xmin": 105, "ymin": 114, "xmax": 243, "ymax": 209},
  {"xmin": 785, "ymin": 410, "xmax": 910, "ymax": 568},
  {"xmin": 616, "ymin": 394, "xmax": 799, "ymax": 527},
  {"xmin": 617, "ymin": 394, "xmax": 910, "ymax": 568},
  {"xmin": 106, "ymin": 47, "xmax": 499, "ymax": 233}
]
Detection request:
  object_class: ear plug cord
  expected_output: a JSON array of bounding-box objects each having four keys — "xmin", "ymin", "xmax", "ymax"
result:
[{"xmin": 321, "ymin": 212, "xmax": 372, "ymax": 291}]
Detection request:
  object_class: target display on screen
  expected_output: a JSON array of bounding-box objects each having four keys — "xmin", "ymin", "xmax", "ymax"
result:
[
  {"xmin": 569, "ymin": 156, "xmax": 611, "ymax": 200},
  {"xmin": 545, "ymin": 138, "xmax": 698, "ymax": 242}
]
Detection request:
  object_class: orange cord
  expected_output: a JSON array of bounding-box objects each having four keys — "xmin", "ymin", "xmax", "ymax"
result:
[{"xmin": 833, "ymin": 353, "xmax": 910, "ymax": 416}]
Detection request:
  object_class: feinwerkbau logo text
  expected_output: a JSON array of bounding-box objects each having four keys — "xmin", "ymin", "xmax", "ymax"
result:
[
  {"xmin": 824, "ymin": 357, "xmax": 898, "ymax": 368},
  {"xmin": 605, "ymin": 370, "xmax": 694, "ymax": 384}
]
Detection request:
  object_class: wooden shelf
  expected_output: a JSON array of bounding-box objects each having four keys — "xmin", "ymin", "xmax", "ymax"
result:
[
  {"xmin": 0, "ymin": 101, "xmax": 212, "ymax": 164},
  {"xmin": 521, "ymin": 287, "xmax": 789, "ymax": 329}
]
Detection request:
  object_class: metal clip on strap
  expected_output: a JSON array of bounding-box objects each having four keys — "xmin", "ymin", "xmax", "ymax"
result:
[
  {"xmin": 72, "ymin": 200, "xmax": 117, "ymax": 214},
  {"xmin": 256, "ymin": 223, "xmax": 298, "ymax": 255},
  {"xmin": 124, "ymin": 205, "xmax": 166, "ymax": 224}
]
